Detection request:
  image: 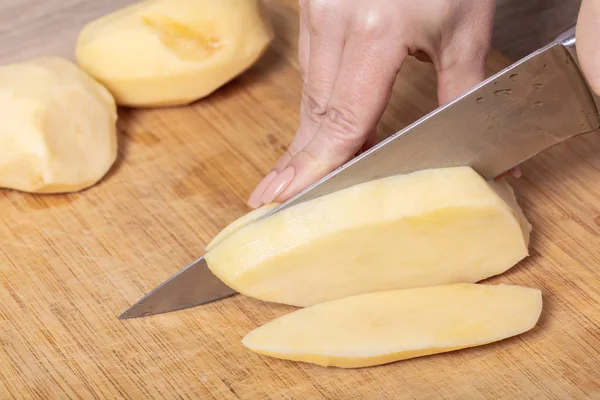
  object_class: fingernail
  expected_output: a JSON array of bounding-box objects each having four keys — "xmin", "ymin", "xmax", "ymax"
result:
[
  {"xmin": 511, "ymin": 166, "xmax": 523, "ymax": 178},
  {"xmin": 248, "ymin": 170, "xmax": 278, "ymax": 208},
  {"xmin": 261, "ymin": 166, "xmax": 295, "ymax": 204}
]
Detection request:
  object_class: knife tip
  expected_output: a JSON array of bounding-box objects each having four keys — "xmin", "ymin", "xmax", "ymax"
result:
[
  {"xmin": 118, "ymin": 310, "xmax": 135, "ymax": 320},
  {"xmin": 118, "ymin": 307, "xmax": 141, "ymax": 320},
  {"xmin": 118, "ymin": 300, "xmax": 153, "ymax": 320}
]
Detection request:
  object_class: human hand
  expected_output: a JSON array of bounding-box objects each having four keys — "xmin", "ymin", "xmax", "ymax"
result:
[
  {"xmin": 577, "ymin": 0, "xmax": 600, "ymax": 97},
  {"xmin": 247, "ymin": 0, "xmax": 495, "ymax": 208}
]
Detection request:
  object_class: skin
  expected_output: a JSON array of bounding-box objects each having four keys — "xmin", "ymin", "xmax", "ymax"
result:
[{"xmin": 248, "ymin": 0, "xmax": 600, "ymax": 209}]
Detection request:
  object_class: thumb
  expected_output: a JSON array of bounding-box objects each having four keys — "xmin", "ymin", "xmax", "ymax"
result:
[{"xmin": 577, "ymin": 0, "xmax": 600, "ymax": 96}]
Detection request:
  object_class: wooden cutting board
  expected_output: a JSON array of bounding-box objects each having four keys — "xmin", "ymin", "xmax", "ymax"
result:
[{"xmin": 1, "ymin": 1, "xmax": 599, "ymax": 398}]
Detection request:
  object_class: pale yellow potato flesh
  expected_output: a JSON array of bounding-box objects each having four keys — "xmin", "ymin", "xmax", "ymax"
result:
[
  {"xmin": 206, "ymin": 202, "xmax": 279, "ymax": 252},
  {"xmin": 0, "ymin": 57, "xmax": 118, "ymax": 194},
  {"xmin": 242, "ymin": 283, "xmax": 543, "ymax": 368},
  {"xmin": 75, "ymin": 0, "xmax": 274, "ymax": 107},
  {"xmin": 205, "ymin": 167, "xmax": 532, "ymax": 306}
]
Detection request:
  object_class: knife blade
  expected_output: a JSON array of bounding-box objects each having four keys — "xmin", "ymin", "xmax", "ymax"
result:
[{"xmin": 120, "ymin": 24, "xmax": 599, "ymax": 319}]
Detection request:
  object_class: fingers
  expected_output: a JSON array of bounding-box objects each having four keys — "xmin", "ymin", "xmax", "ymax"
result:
[
  {"xmin": 246, "ymin": 0, "xmax": 497, "ymax": 209},
  {"xmin": 434, "ymin": 2, "xmax": 493, "ymax": 105},
  {"xmin": 435, "ymin": 40, "xmax": 490, "ymax": 105},
  {"xmin": 248, "ymin": 1, "xmax": 346, "ymax": 208},
  {"xmin": 260, "ymin": 34, "xmax": 407, "ymax": 204},
  {"xmin": 436, "ymin": 59, "xmax": 486, "ymax": 106},
  {"xmin": 577, "ymin": 0, "xmax": 600, "ymax": 96},
  {"xmin": 266, "ymin": 3, "xmax": 312, "ymax": 174},
  {"xmin": 274, "ymin": 5, "xmax": 346, "ymax": 169}
]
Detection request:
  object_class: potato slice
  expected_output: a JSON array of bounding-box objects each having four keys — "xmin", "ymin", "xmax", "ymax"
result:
[
  {"xmin": 205, "ymin": 167, "xmax": 532, "ymax": 306},
  {"xmin": 0, "ymin": 57, "xmax": 117, "ymax": 193},
  {"xmin": 242, "ymin": 283, "xmax": 543, "ymax": 368},
  {"xmin": 75, "ymin": 0, "xmax": 274, "ymax": 107}
]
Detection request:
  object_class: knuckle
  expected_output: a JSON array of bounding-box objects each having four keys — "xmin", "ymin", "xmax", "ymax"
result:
[
  {"xmin": 351, "ymin": 10, "xmax": 388, "ymax": 38},
  {"xmin": 322, "ymin": 105, "xmax": 362, "ymax": 141},
  {"xmin": 301, "ymin": 87, "xmax": 328, "ymax": 124},
  {"xmin": 287, "ymin": 142, "xmax": 303, "ymax": 157}
]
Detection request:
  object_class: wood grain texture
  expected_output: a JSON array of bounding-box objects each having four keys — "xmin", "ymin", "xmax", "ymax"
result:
[{"xmin": 0, "ymin": 0, "xmax": 599, "ymax": 399}]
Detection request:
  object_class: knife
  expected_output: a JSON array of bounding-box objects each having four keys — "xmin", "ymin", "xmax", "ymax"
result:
[{"xmin": 119, "ymin": 24, "xmax": 600, "ymax": 319}]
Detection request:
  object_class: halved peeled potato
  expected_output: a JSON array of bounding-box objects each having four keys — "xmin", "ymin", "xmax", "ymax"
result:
[
  {"xmin": 0, "ymin": 57, "xmax": 117, "ymax": 193},
  {"xmin": 75, "ymin": 0, "xmax": 274, "ymax": 107},
  {"xmin": 205, "ymin": 167, "xmax": 532, "ymax": 307},
  {"xmin": 242, "ymin": 283, "xmax": 543, "ymax": 368}
]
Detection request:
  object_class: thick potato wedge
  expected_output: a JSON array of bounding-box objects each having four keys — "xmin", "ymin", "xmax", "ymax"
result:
[{"xmin": 205, "ymin": 167, "xmax": 532, "ymax": 306}]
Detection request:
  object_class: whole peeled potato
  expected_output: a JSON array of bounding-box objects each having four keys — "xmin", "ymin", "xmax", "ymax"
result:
[
  {"xmin": 0, "ymin": 57, "xmax": 118, "ymax": 194},
  {"xmin": 75, "ymin": 0, "xmax": 275, "ymax": 107}
]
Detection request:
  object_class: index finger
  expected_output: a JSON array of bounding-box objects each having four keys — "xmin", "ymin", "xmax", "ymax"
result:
[{"xmin": 268, "ymin": 33, "xmax": 408, "ymax": 203}]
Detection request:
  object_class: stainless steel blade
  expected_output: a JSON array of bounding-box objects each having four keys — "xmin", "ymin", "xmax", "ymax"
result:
[
  {"xmin": 120, "ymin": 25, "xmax": 599, "ymax": 319},
  {"xmin": 119, "ymin": 256, "xmax": 235, "ymax": 319}
]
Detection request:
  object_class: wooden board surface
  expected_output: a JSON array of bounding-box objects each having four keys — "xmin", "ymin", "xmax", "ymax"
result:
[{"xmin": 1, "ymin": 1, "xmax": 599, "ymax": 398}]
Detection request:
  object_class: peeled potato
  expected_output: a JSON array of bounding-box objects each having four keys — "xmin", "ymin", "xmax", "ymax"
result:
[
  {"xmin": 242, "ymin": 283, "xmax": 543, "ymax": 368},
  {"xmin": 206, "ymin": 202, "xmax": 279, "ymax": 252},
  {"xmin": 0, "ymin": 57, "xmax": 117, "ymax": 194},
  {"xmin": 205, "ymin": 167, "xmax": 532, "ymax": 307},
  {"xmin": 75, "ymin": 0, "xmax": 274, "ymax": 107}
]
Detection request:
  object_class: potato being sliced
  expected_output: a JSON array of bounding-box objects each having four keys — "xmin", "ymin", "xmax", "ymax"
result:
[
  {"xmin": 206, "ymin": 202, "xmax": 279, "ymax": 252},
  {"xmin": 75, "ymin": 0, "xmax": 274, "ymax": 107},
  {"xmin": 242, "ymin": 283, "xmax": 543, "ymax": 368},
  {"xmin": 0, "ymin": 57, "xmax": 117, "ymax": 193},
  {"xmin": 205, "ymin": 166, "xmax": 532, "ymax": 306}
]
